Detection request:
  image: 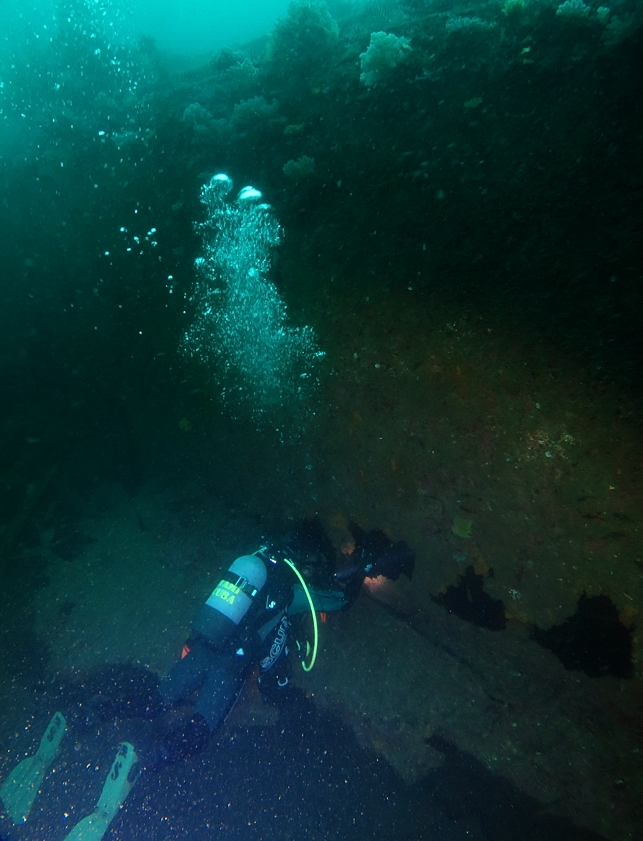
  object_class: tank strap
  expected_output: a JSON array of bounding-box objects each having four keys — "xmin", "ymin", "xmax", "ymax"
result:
[{"xmin": 222, "ymin": 572, "xmax": 260, "ymax": 599}]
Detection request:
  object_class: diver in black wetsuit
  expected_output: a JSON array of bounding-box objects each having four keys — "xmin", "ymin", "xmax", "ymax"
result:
[{"xmin": 0, "ymin": 521, "xmax": 414, "ymax": 841}]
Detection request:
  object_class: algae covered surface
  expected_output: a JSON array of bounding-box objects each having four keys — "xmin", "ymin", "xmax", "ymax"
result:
[{"xmin": 1, "ymin": 2, "xmax": 642, "ymax": 840}]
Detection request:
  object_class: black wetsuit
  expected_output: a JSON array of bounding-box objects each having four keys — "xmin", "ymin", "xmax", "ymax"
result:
[
  {"xmin": 67, "ymin": 550, "xmax": 349, "ymax": 768},
  {"xmin": 151, "ymin": 554, "xmax": 301, "ymax": 762},
  {"xmin": 63, "ymin": 526, "xmax": 412, "ymax": 767}
]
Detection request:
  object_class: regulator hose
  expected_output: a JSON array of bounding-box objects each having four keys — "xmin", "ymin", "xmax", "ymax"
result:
[{"xmin": 282, "ymin": 557, "xmax": 318, "ymax": 672}]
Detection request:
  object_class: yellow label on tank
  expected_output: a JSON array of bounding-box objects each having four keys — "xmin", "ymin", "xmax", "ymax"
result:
[{"xmin": 207, "ymin": 579, "xmax": 241, "ymax": 607}]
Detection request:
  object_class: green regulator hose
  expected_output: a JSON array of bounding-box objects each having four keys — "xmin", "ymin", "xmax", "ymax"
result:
[{"xmin": 283, "ymin": 557, "xmax": 318, "ymax": 672}]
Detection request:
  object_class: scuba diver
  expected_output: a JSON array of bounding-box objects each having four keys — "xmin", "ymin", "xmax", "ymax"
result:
[{"xmin": 0, "ymin": 520, "xmax": 414, "ymax": 841}]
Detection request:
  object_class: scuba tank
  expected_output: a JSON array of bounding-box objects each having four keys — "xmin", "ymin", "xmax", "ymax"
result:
[{"xmin": 192, "ymin": 555, "xmax": 268, "ymax": 648}]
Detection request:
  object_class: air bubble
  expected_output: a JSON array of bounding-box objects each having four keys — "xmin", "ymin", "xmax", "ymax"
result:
[{"xmin": 180, "ymin": 174, "xmax": 324, "ymax": 418}]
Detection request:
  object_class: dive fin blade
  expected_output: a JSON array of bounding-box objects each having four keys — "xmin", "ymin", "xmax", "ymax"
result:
[
  {"xmin": 0, "ymin": 711, "xmax": 67, "ymax": 824},
  {"xmin": 63, "ymin": 742, "xmax": 139, "ymax": 841},
  {"xmin": 1, "ymin": 755, "xmax": 45, "ymax": 824}
]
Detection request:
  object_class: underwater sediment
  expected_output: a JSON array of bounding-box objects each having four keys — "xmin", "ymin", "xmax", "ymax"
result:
[{"xmin": 1, "ymin": 1, "xmax": 642, "ymax": 839}]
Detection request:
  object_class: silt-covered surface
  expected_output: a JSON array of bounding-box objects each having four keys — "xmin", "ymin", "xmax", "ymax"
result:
[{"xmin": 1, "ymin": 2, "xmax": 643, "ymax": 840}]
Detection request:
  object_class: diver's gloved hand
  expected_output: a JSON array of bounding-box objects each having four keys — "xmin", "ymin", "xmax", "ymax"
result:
[
  {"xmin": 363, "ymin": 541, "xmax": 415, "ymax": 581},
  {"xmin": 335, "ymin": 525, "xmax": 415, "ymax": 584}
]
